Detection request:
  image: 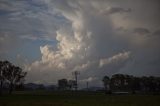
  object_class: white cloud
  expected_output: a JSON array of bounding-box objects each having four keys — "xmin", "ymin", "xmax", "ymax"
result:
[
  {"xmin": 99, "ymin": 51, "xmax": 131, "ymax": 68},
  {"xmin": 25, "ymin": 1, "xmax": 133, "ymax": 86}
]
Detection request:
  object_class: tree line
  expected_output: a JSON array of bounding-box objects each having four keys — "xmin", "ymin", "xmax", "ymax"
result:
[
  {"xmin": 58, "ymin": 79, "xmax": 77, "ymax": 90},
  {"xmin": 102, "ymin": 74, "xmax": 160, "ymax": 94},
  {"xmin": 57, "ymin": 74, "xmax": 160, "ymax": 94},
  {"xmin": 0, "ymin": 60, "xmax": 27, "ymax": 95}
]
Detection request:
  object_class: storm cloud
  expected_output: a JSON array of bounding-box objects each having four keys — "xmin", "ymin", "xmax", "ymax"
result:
[{"xmin": 0, "ymin": 0, "xmax": 160, "ymax": 87}]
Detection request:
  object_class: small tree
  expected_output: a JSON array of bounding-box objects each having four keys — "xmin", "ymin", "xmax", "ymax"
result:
[
  {"xmin": 102, "ymin": 76, "xmax": 111, "ymax": 94},
  {"xmin": 58, "ymin": 79, "xmax": 68, "ymax": 90},
  {"xmin": 68, "ymin": 80, "xmax": 77, "ymax": 90}
]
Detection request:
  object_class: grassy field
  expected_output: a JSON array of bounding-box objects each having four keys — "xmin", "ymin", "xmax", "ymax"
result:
[{"xmin": 0, "ymin": 91, "xmax": 160, "ymax": 106}]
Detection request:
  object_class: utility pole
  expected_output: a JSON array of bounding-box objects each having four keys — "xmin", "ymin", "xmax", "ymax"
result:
[
  {"xmin": 86, "ymin": 81, "xmax": 89, "ymax": 91},
  {"xmin": 72, "ymin": 71, "xmax": 80, "ymax": 91}
]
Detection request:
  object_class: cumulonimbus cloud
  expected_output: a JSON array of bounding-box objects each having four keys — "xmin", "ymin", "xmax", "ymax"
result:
[
  {"xmin": 25, "ymin": 0, "xmax": 160, "ymax": 87},
  {"xmin": 24, "ymin": 1, "xmax": 132, "ymax": 86}
]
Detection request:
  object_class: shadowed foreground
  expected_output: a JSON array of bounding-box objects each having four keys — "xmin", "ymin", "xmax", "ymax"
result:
[{"xmin": 0, "ymin": 91, "xmax": 160, "ymax": 106}]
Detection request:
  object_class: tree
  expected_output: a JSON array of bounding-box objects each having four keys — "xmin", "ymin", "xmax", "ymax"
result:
[
  {"xmin": 0, "ymin": 61, "xmax": 12, "ymax": 95},
  {"xmin": 102, "ymin": 76, "xmax": 111, "ymax": 94},
  {"xmin": 140, "ymin": 76, "xmax": 157, "ymax": 92},
  {"xmin": 103, "ymin": 74, "xmax": 160, "ymax": 94},
  {"xmin": 0, "ymin": 61, "xmax": 4, "ymax": 95},
  {"xmin": 110, "ymin": 74, "xmax": 125, "ymax": 91},
  {"xmin": 155, "ymin": 77, "xmax": 160, "ymax": 92},
  {"xmin": 123, "ymin": 74, "xmax": 133, "ymax": 91},
  {"xmin": 3, "ymin": 61, "xmax": 27, "ymax": 94},
  {"xmin": 58, "ymin": 79, "xmax": 68, "ymax": 90},
  {"xmin": 68, "ymin": 80, "xmax": 77, "ymax": 90},
  {"xmin": 110, "ymin": 74, "xmax": 134, "ymax": 92},
  {"xmin": 130, "ymin": 77, "xmax": 141, "ymax": 93}
]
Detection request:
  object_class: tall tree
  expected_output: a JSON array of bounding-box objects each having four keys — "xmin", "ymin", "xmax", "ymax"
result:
[
  {"xmin": 0, "ymin": 61, "xmax": 11, "ymax": 95},
  {"xmin": 110, "ymin": 74, "xmax": 125, "ymax": 91},
  {"xmin": 130, "ymin": 77, "xmax": 141, "ymax": 93},
  {"xmin": 4, "ymin": 63, "xmax": 27, "ymax": 94},
  {"xmin": 123, "ymin": 74, "xmax": 133, "ymax": 91}
]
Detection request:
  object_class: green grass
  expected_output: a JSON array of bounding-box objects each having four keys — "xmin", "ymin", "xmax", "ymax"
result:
[{"xmin": 0, "ymin": 91, "xmax": 160, "ymax": 106}]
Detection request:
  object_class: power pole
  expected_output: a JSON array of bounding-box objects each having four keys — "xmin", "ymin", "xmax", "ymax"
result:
[
  {"xmin": 86, "ymin": 81, "xmax": 89, "ymax": 91},
  {"xmin": 72, "ymin": 71, "xmax": 80, "ymax": 91}
]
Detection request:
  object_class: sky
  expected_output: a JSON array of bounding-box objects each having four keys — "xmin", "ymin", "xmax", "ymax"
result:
[{"xmin": 0, "ymin": 0, "xmax": 160, "ymax": 87}]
